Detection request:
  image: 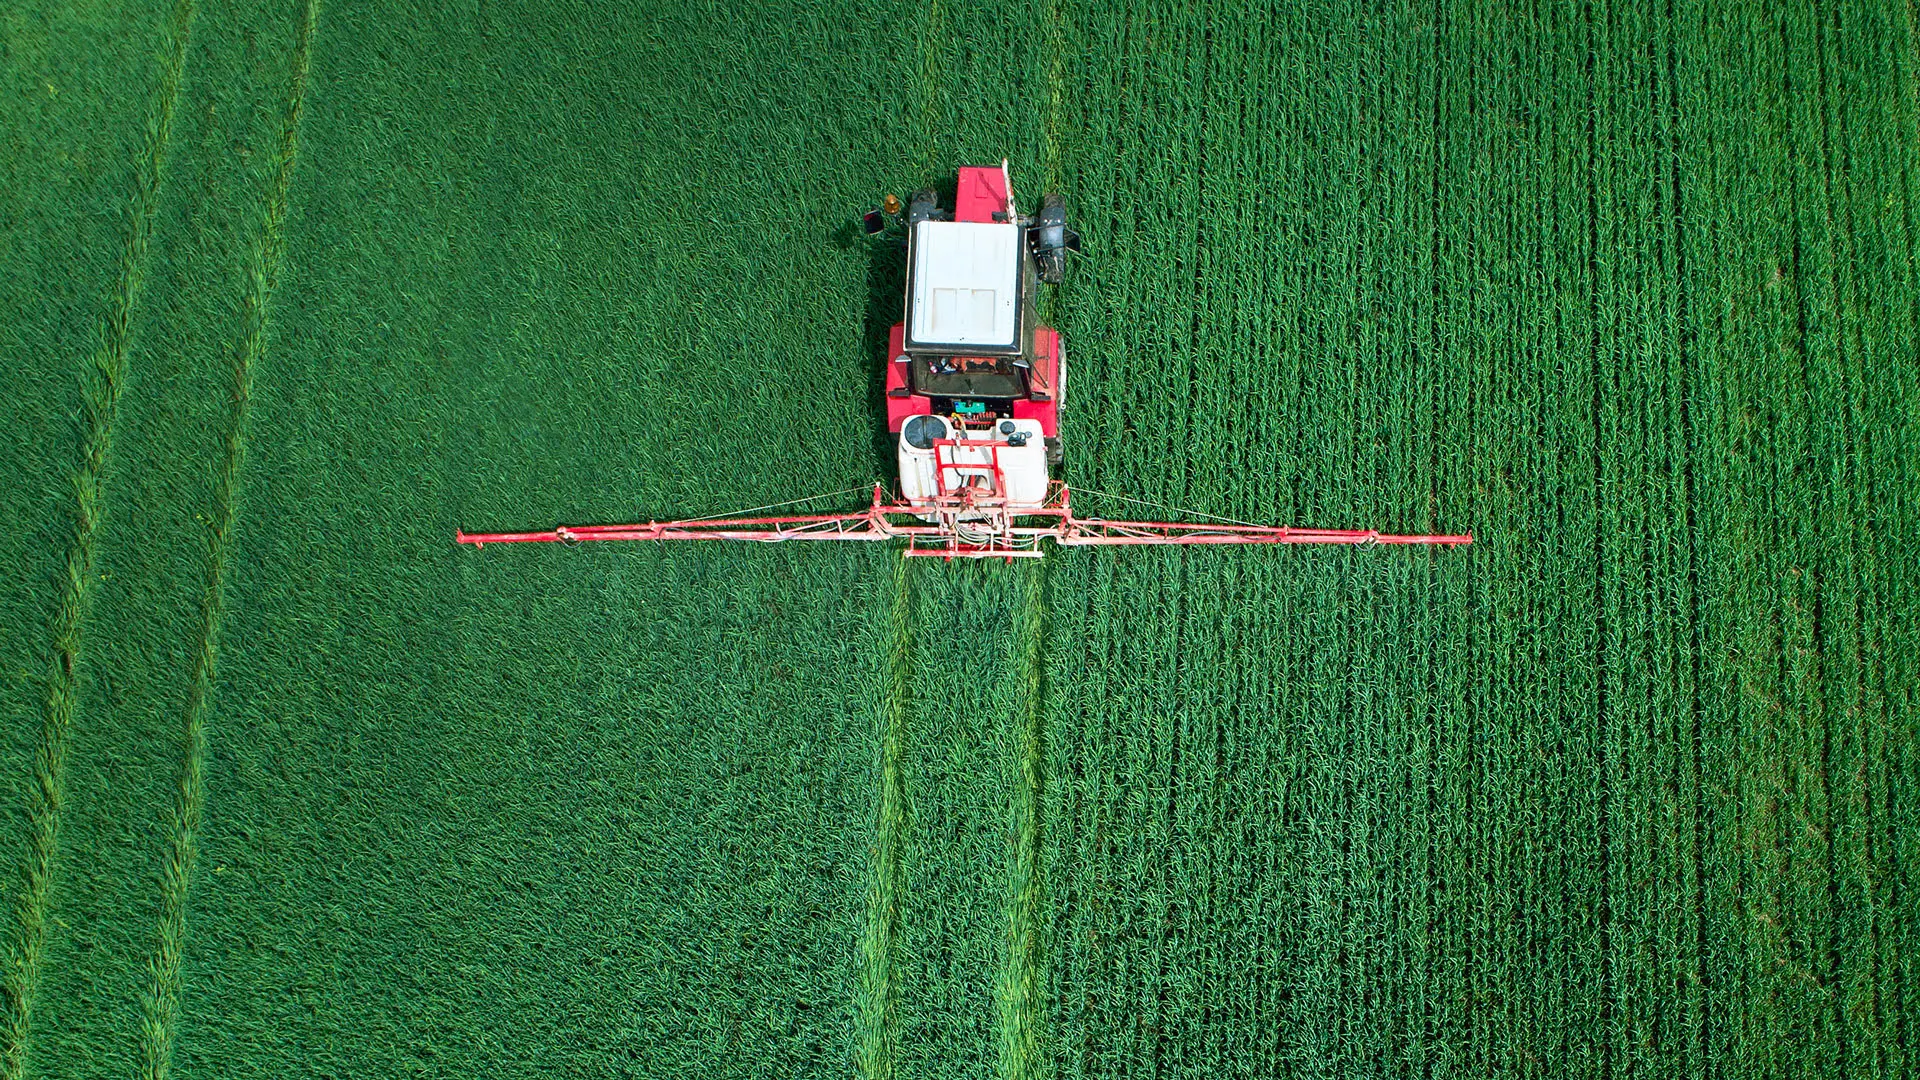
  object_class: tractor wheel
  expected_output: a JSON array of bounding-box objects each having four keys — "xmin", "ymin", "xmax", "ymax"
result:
[
  {"xmin": 908, "ymin": 190, "xmax": 938, "ymax": 226},
  {"xmin": 1045, "ymin": 437, "xmax": 1063, "ymax": 469},
  {"xmin": 1037, "ymin": 250, "xmax": 1065, "ymax": 284},
  {"xmin": 1036, "ymin": 193, "xmax": 1067, "ymax": 283}
]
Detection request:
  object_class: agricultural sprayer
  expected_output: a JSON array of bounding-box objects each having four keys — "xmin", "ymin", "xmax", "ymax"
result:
[{"xmin": 457, "ymin": 162, "xmax": 1471, "ymax": 559}]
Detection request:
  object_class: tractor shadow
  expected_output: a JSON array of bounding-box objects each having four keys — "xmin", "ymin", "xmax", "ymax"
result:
[
  {"xmin": 833, "ymin": 179, "xmax": 954, "ymax": 491},
  {"xmin": 829, "ymin": 222, "xmax": 908, "ymax": 490},
  {"xmin": 858, "ymin": 232, "xmax": 906, "ymax": 487}
]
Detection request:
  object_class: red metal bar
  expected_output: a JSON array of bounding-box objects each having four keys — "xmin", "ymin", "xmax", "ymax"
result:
[
  {"xmin": 929, "ymin": 435, "xmax": 1015, "ymax": 503},
  {"xmin": 456, "ymin": 483, "xmax": 1472, "ymax": 554}
]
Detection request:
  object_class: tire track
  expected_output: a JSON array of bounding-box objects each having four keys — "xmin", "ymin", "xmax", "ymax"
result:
[
  {"xmin": 1041, "ymin": 0, "xmax": 1066, "ymax": 194},
  {"xmin": 856, "ymin": 0, "xmax": 948, "ymax": 1065},
  {"xmin": 998, "ymin": 564, "xmax": 1050, "ymax": 1080},
  {"xmin": 998, "ymin": 5, "xmax": 1070, "ymax": 1075},
  {"xmin": 135, "ymin": 2, "xmax": 319, "ymax": 1076},
  {"xmin": 0, "ymin": 1, "xmax": 198, "ymax": 1073},
  {"xmin": 915, "ymin": 0, "xmax": 945, "ymax": 173},
  {"xmin": 857, "ymin": 0, "xmax": 949, "ymax": 1066},
  {"xmin": 857, "ymin": 556, "xmax": 913, "ymax": 1080}
]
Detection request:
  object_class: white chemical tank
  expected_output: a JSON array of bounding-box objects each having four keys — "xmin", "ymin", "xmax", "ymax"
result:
[{"xmin": 897, "ymin": 415, "xmax": 1049, "ymax": 510}]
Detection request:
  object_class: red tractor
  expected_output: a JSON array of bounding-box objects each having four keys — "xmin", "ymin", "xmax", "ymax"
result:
[{"xmin": 866, "ymin": 162, "xmax": 1078, "ymax": 473}]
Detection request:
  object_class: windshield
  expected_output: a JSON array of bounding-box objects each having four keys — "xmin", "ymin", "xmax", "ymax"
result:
[{"xmin": 912, "ymin": 357, "xmax": 1028, "ymax": 400}]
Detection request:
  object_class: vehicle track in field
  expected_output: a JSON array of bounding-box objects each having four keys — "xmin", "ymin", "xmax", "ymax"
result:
[
  {"xmin": 913, "ymin": 0, "xmax": 945, "ymax": 177},
  {"xmin": 859, "ymin": 3, "xmax": 1067, "ymax": 1074},
  {"xmin": 998, "ymin": 566, "xmax": 1051, "ymax": 1080},
  {"xmin": 856, "ymin": 2, "xmax": 945, "ymax": 1070},
  {"xmin": 134, "ymin": 3, "xmax": 320, "ymax": 1075},
  {"xmin": 0, "ymin": 1, "xmax": 200, "ymax": 1073},
  {"xmin": 996, "ymin": 5, "xmax": 1068, "ymax": 1079},
  {"xmin": 857, "ymin": 556, "xmax": 914, "ymax": 1080}
]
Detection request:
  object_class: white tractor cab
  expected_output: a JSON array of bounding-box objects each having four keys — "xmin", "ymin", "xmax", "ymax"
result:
[{"xmin": 907, "ymin": 215, "xmax": 1025, "ymax": 355}]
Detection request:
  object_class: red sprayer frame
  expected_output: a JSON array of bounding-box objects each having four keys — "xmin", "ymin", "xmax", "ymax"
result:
[
  {"xmin": 456, "ymin": 483, "xmax": 1472, "ymax": 561},
  {"xmin": 458, "ymin": 163, "xmax": 1473, "ymax": 562}
]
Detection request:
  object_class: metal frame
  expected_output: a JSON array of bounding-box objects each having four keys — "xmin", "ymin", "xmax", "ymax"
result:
[{"xmin": 456, "ymin": 482, "xmax": 1473, "ymax": 561}]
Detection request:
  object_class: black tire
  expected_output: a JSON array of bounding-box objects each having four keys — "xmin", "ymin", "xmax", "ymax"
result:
[
  {"xmin": 1037, "ymin": 250, "xmax": 1064, "ymax": 284},
  {"xmin": 1045, "ymin": 437, "xmax": 1063, "ymax": 469},
  {"xmin": 1035, "ymin": 194, "xmax": 1068, "ymax": 282},
  {"xmin": 908, "ymin": 189, "xmax": 937, "ymax": 226}
]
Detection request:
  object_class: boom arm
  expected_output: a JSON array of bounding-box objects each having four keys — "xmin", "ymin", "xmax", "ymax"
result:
[{"xmin": 456, "ymin": 485, "xmax": 1472, "ymax": 560}]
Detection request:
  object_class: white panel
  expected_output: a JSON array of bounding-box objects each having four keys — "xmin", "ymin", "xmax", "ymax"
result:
[{"xmin": 909, "ymin": 221, "xmax": 1020, "ymax": 349}]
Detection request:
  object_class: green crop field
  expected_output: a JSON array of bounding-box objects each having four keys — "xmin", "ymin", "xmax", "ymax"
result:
[{"xmin": 2, "ymin": 0, "xmax": 1915, "ymax": 1076}]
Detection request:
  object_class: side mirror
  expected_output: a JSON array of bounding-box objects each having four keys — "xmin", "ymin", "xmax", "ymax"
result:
[{"xmin": 863, "ymin": 210, "xmax": 886, "ymax": 235}]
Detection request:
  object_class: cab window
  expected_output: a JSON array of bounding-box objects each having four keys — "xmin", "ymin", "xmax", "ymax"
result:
[{"xmin": 912, "ymin": 357, "xmax": 1027, "ymax": 399}]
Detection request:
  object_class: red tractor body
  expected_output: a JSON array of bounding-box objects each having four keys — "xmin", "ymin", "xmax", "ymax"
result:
[{"xmin": 885, "ymin": 165, "xmax": 1065, "ymax": 454}]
